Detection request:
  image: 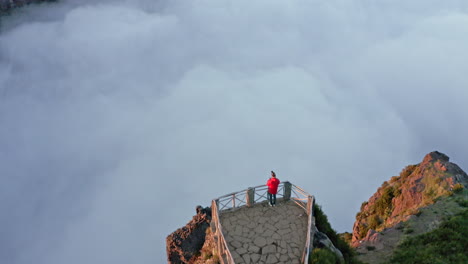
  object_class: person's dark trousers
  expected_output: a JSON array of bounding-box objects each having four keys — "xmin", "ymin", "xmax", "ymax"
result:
[{"xmin": 268, "ymin": 192, "xmax": 277, "ymax": 205}]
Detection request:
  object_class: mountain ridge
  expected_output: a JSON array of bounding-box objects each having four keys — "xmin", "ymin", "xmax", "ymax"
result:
[{"xmin": 351, "ymin": 151, "xmax": 467, "ymax": 264}]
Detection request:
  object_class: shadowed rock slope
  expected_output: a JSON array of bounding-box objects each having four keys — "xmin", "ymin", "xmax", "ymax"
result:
[
  {"xmin": 352, "ymin": 151, "xmax": 467, "ymax": 264},
  {"xmin": 166, "ymin": 206, "xmax": 212, "ymax": 264}
]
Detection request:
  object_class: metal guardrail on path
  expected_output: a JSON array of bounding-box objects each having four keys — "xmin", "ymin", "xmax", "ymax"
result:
[{"xmin": 210, "ymin": 181, "xmax": 315, "ymax": 264}]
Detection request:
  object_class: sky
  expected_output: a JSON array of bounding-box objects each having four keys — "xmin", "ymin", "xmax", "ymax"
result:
[{"xmin": 1, "ymin": 0, "xmax": 468, "ymax": 263}]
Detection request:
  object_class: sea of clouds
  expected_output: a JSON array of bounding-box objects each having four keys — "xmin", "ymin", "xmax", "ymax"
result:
[{"xmin": 1, "ymin": 0, "xmax": 468, "ymax": 263}]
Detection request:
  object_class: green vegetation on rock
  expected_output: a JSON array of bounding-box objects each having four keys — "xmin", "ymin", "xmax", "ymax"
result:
[
  {"xmin": 310, "ymin": 247, "xmax": 341, "ymax": 264},
  {"xmin": 312, "ymin": 204, "xmax": 363, "ymax": 264},
  {"xmin": 387, "ymin": 208, "xmax": 468, "ymax": 264},
  {"xmin": 352, "ymin": 152, "xmax": 467, "ymax": 264},
  {"xmin": 355, "ymin": 160, "xmax": 458, "ymax": 240}
]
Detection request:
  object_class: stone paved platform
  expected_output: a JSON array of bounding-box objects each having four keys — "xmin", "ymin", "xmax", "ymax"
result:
[{"xmin": 219, "ymin": 200, "xmax": 309, "ymax": 264}]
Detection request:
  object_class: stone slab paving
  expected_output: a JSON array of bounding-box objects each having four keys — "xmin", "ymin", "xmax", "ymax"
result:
[{"xmin": 219, "ymin": 200, "xmax": 308, "ymax": 264}]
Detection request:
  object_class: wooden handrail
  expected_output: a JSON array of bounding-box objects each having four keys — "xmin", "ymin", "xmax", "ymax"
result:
[
  {"xmin": 211, "ymin": 200, "xmax": 235, "ymax": 264},
  {"xmin": 302, "ymin": 195, "xmax": 315, "ymax": 263}
]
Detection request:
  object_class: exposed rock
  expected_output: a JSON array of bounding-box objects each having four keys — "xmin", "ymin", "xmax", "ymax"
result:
[
  {"xmin": 192, "ymin": 223, "xmax": 219, "ymax": 264},
  {"xmin": 352, "ymin": 151, "xmax": 467, "ymax": 246},
  {"xmin": 313, "ymin": 228, "xmax": 345, "ymax": 264},
  {"xmin": 422, "ymin": 150, "xmax": 449, "ymax": 163},
  {"xmin": 364, "ymin": 229, "xmax": 381, "ymax": 244},
  {"xmin": 389, "ymin": 151, "xmax": 467, "ymax": 222},
  {"xmin": 351, "ymin": 151, "xmax": 468, "ymax": 264},
  {"xmin": 166, "ymin": 206, "xmax": 212, "ymax": 264}
]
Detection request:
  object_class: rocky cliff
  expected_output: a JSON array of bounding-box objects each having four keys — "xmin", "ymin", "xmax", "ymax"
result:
[
  {"xmin": 351, "ymin": 151, "xmax": 467, "ymax": 263},
  {"xmin": 166, "ymin": 206, "xmax": 212, "ymax": 264}
]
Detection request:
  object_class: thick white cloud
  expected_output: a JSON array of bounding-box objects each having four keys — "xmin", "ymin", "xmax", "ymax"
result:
[{"xmin": 1, "ymin": 0, "xmax": 468, "ymax": 263}]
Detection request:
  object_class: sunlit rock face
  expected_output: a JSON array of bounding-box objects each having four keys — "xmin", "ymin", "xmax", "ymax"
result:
[
  {"xmin": 352, "ymin": 151, "xmax": 467, "ymax": 245},
  {"xmin": 351, "ymin": 151, "xmax": 467, "ymax": 264}
]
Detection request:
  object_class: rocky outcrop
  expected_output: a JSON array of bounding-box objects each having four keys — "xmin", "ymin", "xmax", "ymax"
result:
[
  {"xmin": 351, "ymin": 151, "xmax": 467, "ymax": 264},
  {"xmin": 313, "ymin": 228, "xmax": 345, "ymax": 264},
  {"xmin": 390, "ymin": 151, "xmax": 466, "ymax": 220},
  {"xmin": 166, "ymin": 206, "xmax": 212, "ymax": 264},
  {"xmin": 352, "ymin": 151, "xmax": 467, "ymax": 246},
  {"xmin": 0, "ymin": 0, "xmax": 54, "ymax": 12},
  {"xmin": 191, "ymin": 227, "xmax": 218, "ymax": 264}
]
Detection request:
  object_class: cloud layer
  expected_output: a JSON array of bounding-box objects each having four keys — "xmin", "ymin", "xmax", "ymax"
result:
[{"xmin": 1, "ymin": 0, "xmax": 468, "ymax": 263}]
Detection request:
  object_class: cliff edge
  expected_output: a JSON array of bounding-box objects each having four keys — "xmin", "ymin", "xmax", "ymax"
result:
[{"xmin": 166, "ymin": 206, "xmax": 212, "ymax": 264}]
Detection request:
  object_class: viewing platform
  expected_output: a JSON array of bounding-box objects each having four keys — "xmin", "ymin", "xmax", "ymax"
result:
[{"xmin": 211, "ymin": 182, "xmax": 315, "ymax": 264}]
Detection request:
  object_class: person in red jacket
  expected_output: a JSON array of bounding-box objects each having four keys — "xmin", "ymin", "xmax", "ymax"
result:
[{"xmin": 266, "ymin": 171, "xmax": 280, "ymax": 206}]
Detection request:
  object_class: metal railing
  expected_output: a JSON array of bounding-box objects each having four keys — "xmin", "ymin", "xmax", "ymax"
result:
[{"xmin": 210, "ymin": 181, "xmax": 315, "ymax": 264}]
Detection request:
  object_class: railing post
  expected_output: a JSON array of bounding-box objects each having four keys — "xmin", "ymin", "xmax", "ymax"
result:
[
  {"xmin": 283, "ymin": 181, "xmax": 292, "ymax": 201},
  {"xmin": 246, "ymin": 187, "xmax": 255, "ymax": 207},
  {"xmin": 303, "ymin": 195, "xmax": 314, "ymax": 264},
  {"xmin": 211, "ymin": 200, "xmax": 217, "ymax": 233},
  {"xmin": 307, "ymin": 195, "xmax": 313, "ymax": 215}
]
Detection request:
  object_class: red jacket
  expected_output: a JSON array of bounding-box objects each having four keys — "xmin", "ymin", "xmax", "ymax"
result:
[{"xmin": 267, "ymin": 177, "xmax": 280, "ymax": 194}]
